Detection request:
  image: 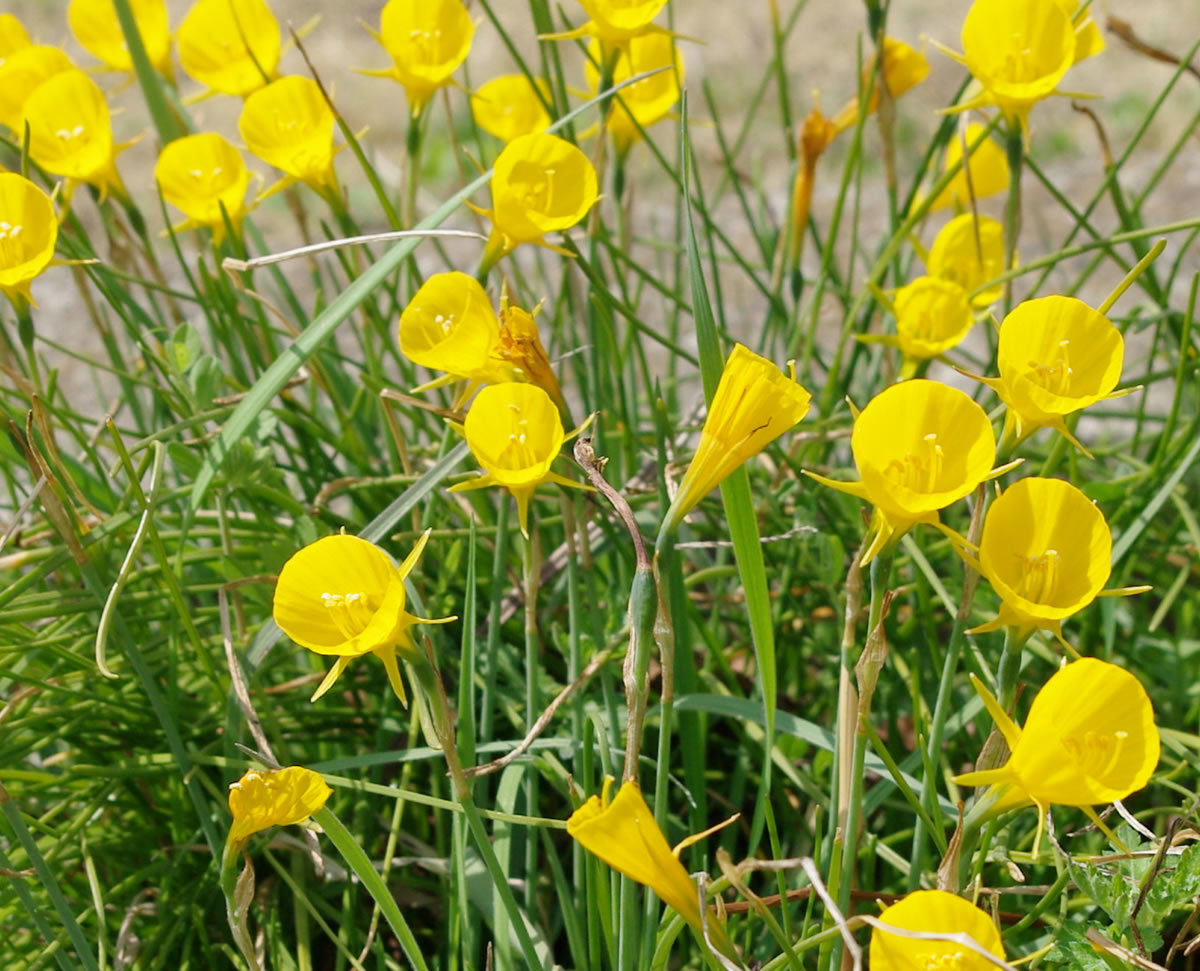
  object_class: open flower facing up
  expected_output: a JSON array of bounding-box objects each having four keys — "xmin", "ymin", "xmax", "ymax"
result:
[
  {"xmin": 967, "ymin": 294, "xmax": 1126, "ymax": 455},
  {"xmin": 178, "ymin": 0, "xmax": 281, "ymax": 98},
  {"xmin": 239, "ymin": 75, "xmax": 337, "ymax": 197},
  {"xmin": 870, "ymin": 890, "xmax": 1005, "ymax": 971},
  {"xmin": 367, "ymin": 0, "xmax": 473, "ymax": 117},
  {"xmin": 449, "ymin": 382, "xmax": 589, "ymax": 537},
  {"xmin": 926, "ymin": 213, "xmax": 1006, "ymax": 307},
  {"xmin": 969, "ymin": 476, "xmax": 1146, "ymax": 642},
  {"xmin": 0, "ymin": 173, "xmax": 57, "ymax": 306},
  {"xmin": 955, "ymin": 658, "xmax": 1159, "ymax": 845},
  {"xmin": 479, "ymin": 132, "xmax": 598, "ymax": 268},
  {"xmin": 0, "ymin": 46, "xmax": 75, "ymax": 134},
  {"xmin": 68, "ymin": 0, "xmax": 172, "ymax": 77},
  {"xmin": 23, "ymin": 70, "xmax": 128, "ymax": 201},
  {"xmin": 584, "ymin": 30, "xmax": 683, "ymax": 156},
  {"xmin": 805, "ymin": 380, "xmax": 1010, "ymax": 565},
  {"xmin": 273, "ymin": 532, "xmax": 453, "ymax": 703},
  {"xmin": 0, "ymin": 14, "xmax": 30, "ymax": 62},
  {"xmin": 831, "ymin": 36, "xmax": 930, "ymax": 134},
  {"xmin": 664, "ymin": 343, "xmax": 811, "ymax": 533},
  {"xmin": 155, "ymin": 133, "xmax": 251, "ymax": 242},
  {"xmin": 943, "ymin": 0, "xmax": 1104, "ymax": 126},
  {"xmin": 864, "ymin": 276, "xmax": 974, "ymax": 378},
  {"xmin": 471, "ymin": 74, "xmax": 552, "ymax": 144},
  {"xmin": 226, "ymin": 766, "xmax": 332, "ymax": 851},
  {"xmin": 927, "ymin": 121, "xmax": 1009, "ymax": 213}
]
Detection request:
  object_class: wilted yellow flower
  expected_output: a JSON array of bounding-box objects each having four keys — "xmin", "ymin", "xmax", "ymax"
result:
[
  {"xmin": 871, "ymin": 890, "xmax": 1005, "ymax": 971},
  {"xmin": 227, "ymin": 766, "xmax": 332, "ymax": 849},
  {"xmin": 23, "ymin": 70, "xmax": 127, "ymax": 201},
  {"xmin": 0, "ymin": 14, "xmax": 31, "ymax": 63},
  {"xmin": 155, "ymin": 132, "xmax": 251, "ymax": 242},
  {"xmin": 926, "ymin": 213, "xmax": 1006, "ymax": 308},
  {"xmin": 471, "ymin": 74, "xmax": 552, "ymax": 143},
  {"xmin": 178, "ymin": 0, "xmax": 280, "ymax": 98},
  {"xmin": 787, "ymin": 107, "xmax": 837, "ymax": 266},
  {"xmin": 944, "ymin": 0, "xmax": 1104, "ymax": 125},
  {"xmin": 664, "ymin": 343, "xmax": 811, "ymax": 533},
  {"xmin": 496, "ymin": 289, "xmax": 566, "ymax": 412},
  {"xmin": 0, "ymin": 173, "xmax": 57, "ymax": 306},
  {"xmin": 832, "ymin": 36, "xmax": 930, "ymax": 134},
  {"xmin": 969, "ymin": 295, "xmax": 1125, "ymax": 454},
  {"xmin": 865, "ymin": 276, "xmax": 974, "ymax": 377},
  {"xmin": 449, "ymin": 382, "xmax": 589, "ymax": 537},
  {"xmin": 479, "ymin": 132, "xmax": 599, "ymax": 267},
  {"xmin": 805, "ymin": 380, "xmax": 1008, "ymax": 565},
  {"xmin": 239, "ymin": 75, "xmax": 337, "ymax": 196},
  {"xmin": 955, "ymin": 658, "xmax": 1159, "ymax": 838},
  {"xmin": 367, "ymin": 0, "xmax": 473, "ymax": 117},
  {"xmin": 927, "ymin": 122, "xmax": 1009, "ymax": 212},
  {"xmin": 68, "ymin": 0, "xmax": 172, "ymax": 76},
  {"xmin": 584, "ymin": 29, "xmax": 683, "ymax": 154},
  {"xmin": 273, "ymin": 532, "xmax": 453, "ymax": 703},
  {"xmin": 0, "ymin": 45, "xmax": 75, "ymax": 135}
]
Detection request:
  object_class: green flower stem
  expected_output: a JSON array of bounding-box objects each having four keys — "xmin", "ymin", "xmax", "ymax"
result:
[
  {"xmin": 523, "ymin": 526, "xmax": 541, "ymax": 912},
  {"xmin": 1002, "ymin": 119, "xmax": 1024, "ymax": 315},
  {"xmin": 997, "ymin": 626, "xmax": 1033, "ymax": 710}
]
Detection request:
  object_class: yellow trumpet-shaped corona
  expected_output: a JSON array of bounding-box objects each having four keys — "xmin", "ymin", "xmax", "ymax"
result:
[
  {"xmin": 68, "ymin": 0, "xmax": 172, "ymax": 76},
  {"xmin": 927, "ymin": 122, "xmax": 1009, "ymax": 213},
  {"xmin": 370, "ymin": 0, "xmax": 473, "ymax": 117},
  {"xmin": 869, "ymin": 276, "xmax": 974, "ymax": 376},
  {"xmin": 926, "ymin": 213, "xmax": 1006, "ymax": 308},
  {"xmin": 584, "ymin": 29, "xmax": 683, "ymax": 155},
  {"xmin": 239, "ymin": 75, "xmax": 337, "ymax": 195},
  {"xmin": 870, "ymin": 890, "xmax": 1006, "ymax": 971},
  {"xmin": 831, "ymin": 36, "xmax": 930, "ymax": 134},
  {"xmin": 227, "ymin": 766, "xmax": 332, "ymax": 849},
  {"xmin": 155, "ymin": 132, "xmax": 251, "ymax": 242},
  {"xmin": 0, "ymin": 14, "xmax": 31, "ymax": 64},
  {"xmin": 178, "ymin": 0, "xmax": 281, "ymax": 98},
  {"xmin": 471, "ymin": 74, "xmax": 552, "ymax": 144},
  {"xmin": 0, "ymin": 45, "xmax": 74, "ymax": 134},
  {"xmin": 0, "ymin": 173, "xmax": 58, "ymax": 306},
  {"xmin": 567, "ymin": 0, "xmax": 669, "ymax": 45}
]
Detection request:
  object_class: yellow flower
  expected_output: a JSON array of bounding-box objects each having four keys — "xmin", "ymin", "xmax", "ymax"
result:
[
  {"xmin": 155, "ymin": 132, "xmax": 251, "ymax": 242},
  {"xmin": 865, "ymin": 276, "xmax": 974, "ymax": 377},
  {"xmin": 273, "ymin": 532, "xmax": 454, "ymax": 703},
  {"xmin": 805, "ymin": 380, "xmax": 1007, "ymax": 565},
  {"xmin": 971, "ymin": 295, "xmax": 1125, "ymax": 454},
  {"xmin": 955, "ymin": 658, "xmax": 1159, "ymax": 830},
  {"xmin": 227, "ymin": 766, "xmax": 332, "ymax": 849},
  {"xmin": 239, "ymin": 75, "xmax": 337, "ymax": 196},
  {"xmin": 471, "ymin": 74, "xmax": 552, "ymax": 143},
  {"xmin": 0, "ymin": 14, "xmax": 31, "ymax": 63},
  {"xmin": 555, "ymin": 0, "xmax": 669, "ymax": 46},
  {"xmin": 787, "ymin": 107, "xmax": 837, "ymax": 266},
  {"xmin": 22, "ymin": 70, "xmax": 127, "ymax": 201},
  {"xmin": 870, "ymin": 890, "xmax": 1005, "ymax": 971},
  {"xmin": 584, "ymin": 29, "xmax": 683, "ymax": 154},
  {"xmin": 926, "ymin": 213, "xmax": 1006, "ymax": 308},
  {"xmin": 664, "ymin": 343, "xmax": 811, "ymax": 532},
  {"xmin": 0, "ymin": 173, "xmax": 57, "ymax": 306},
  {"xmin": 927, "ymin": 122, "xmax": 1009, "ymax": 213},
  {"xmin": 496, "ymin": 289, "xmax": 566, "ymax": 412},
  {"xmin": 449, "ymin": 382, "xmax": 589, "ymax": 537},
  {"xmin": 368, "ymin": 0, "xmax": 473, "ymax": 117},
  {"xmin": 178, "ymin": 0, "xmax": 280, "ymax": 98},
  {"xmin": 68, "ymin": 0, "xmax": 172, "ymax": 76},
  {"xmin": 944, "ymin": 0, "xmax": 1104, "ymax": 125},
  {"xmin": 0, "ymin": 46, "xmax": 74, "ymax": 134},
  {"xmin": 480, "ymin": 132, "xmax": 599, "ymax": 266},
  {"xmin": 831, "ymin": 36, "xmax": 930, "ymax": 134}
]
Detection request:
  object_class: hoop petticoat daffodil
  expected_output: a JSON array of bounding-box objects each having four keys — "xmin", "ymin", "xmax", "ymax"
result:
[
  {"xmin": 963, "ymin": 294, "xmax": 1128, "ymax": 456},
  {"xmin": 226, "ymin": 766, "xmax": 332, "ymax": 851},
  {"xmin": 663, "ymin": 342, "xmax": 811, "ymax": 533},
  {"xmin": 273, "ymin": 531, "xmax": 454, "ymax": 704},
  {"xmin": 861, "ymin": 276, "xmax": 974, "ymax": 378},
  {"xmin": 869, "ymin": 890, "xmax": 1006, "ymax": 971},
  {"xmin": 804, "ymin": 380, "xmax": 1018, "ymax": 565},
  {"xmin": 926, "ymin": 122, "xmax": 1009, "ymax": 213},
  {"xmin": 0, "ymin": 173, "xmax": 58, "ymax": 307},
  {"xmin": 0, "ymin": 45, "xmax": 74, "ymax": 135},
  {"xmin": 831, "ymin": 36, "xmax": 930, "ymax": 135},
  {"xmin": 155, "ymin": 132, "xmax": 252, "ymax": 243},
  {"xmin": 450, "ymin": 382, "xmax": 591, "ymax": 538},
  {"xmin": 470, "ymin": 74, "xmax": 552, "ymax": 144},
  {"xmin": 68, "ymin": 0, "xmax": 172, "ymax": 77},
  {"xmin": 963, "ymin": 476, "xmax": 1148, "ymax": 643},
  {"xmin": 239, "ymin": 75, "xmax": 338, "ymax": 199},
  {"xmin": 364, "ymin": 0, "xmax": 473, "ymax": 118},
  {"xmin": 178, "ymin": 0, "xmax": 281, "ymax": 99},
  {"xmin": 926, "ymin": 213, "xmax": 1006, "ymax": 308},
  {"xmin": 955, "ymin": 657, "xmax": 1159, "ymax": 850},
  {"xmin": 545, "ymin": 0, "xmax": 669, "ymax": 48},
  {"xmin": 583, "ymin": 29, "xmax": 683, "ymax": 156}
]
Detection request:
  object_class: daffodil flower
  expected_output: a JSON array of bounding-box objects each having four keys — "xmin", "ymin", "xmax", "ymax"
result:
[
  {"xmin": 870, "ymin": 890, "xmax": 1006, "ymax": 971},
  {"xmin": 68, "ymin": 0, "xmax": 172, "ymax": 77},
  {"xmin": 964, "ymin": 476, "xmax": 1147, "ymax": 643},
  {"xmin": 471, "ymin": 74, "xmax": 552, "ymax": 144},
  {"xmin": 155, "ymin": 132, "xmax": 252, "ymax": 242},
  {"xmin": 239, "ymin": 75, "xmax": 338, "ymax": 198},
  {"xmin": 831, "ymin": 36, "xmax": 930, "ymax": 134},
  {"xmin": 0, "ymin": 173, "xmax": 58, "ymax": 307},
  {"xmin": 966, "ymin": 294, "xmax": 1127, "ymax": 455},
  {"xmin": 926, "ymin": 213, "xmax": 1006, "ymax": 308},
  {"xmin": 547, "ymin": 0, "xmax": 669, "ymax": 48},
  {"xmin": 22, "ymin": 69, "xmax": 129, "ymax": 201},
  {"xmin": 862, "ymin": 276, "xmax": 974, "ymax": 378},
  {"xmin": 0, "ymin": 45, "xmax": 74, "ymax": 134},
  {"xmin": 477, "ymin": 132, "xmax": 599, "ymax": 269},
  {"xmin": 926, "ymin": 121, "xmax": 1009, "ymax": 213},
  {"xmin": 178, "ymin": 0, "xmax": 281, "ymax": 99},
  {"xmin": 365, "ymin": 0, "xmax": 473, "ymax": 117},
  {"xmin": 449, "ymin": 382, "xmax": 590, "ymax": 537},
  {"xmin": 955, "ymin": 657, "xmax": 1159, "ymax": 849},
  {"xmin": 273, "ymin": 531, "xmax": 454, "ymax": 704},
  {"xmin": 226, "ymin": 766, "xmax": 332, "ymax": 851},
  {"xmin": 938, "ymin": 0, "xmax": 1104, "ymax": 127},
  {"xmin": 664, "ymin": 342, "xmax": 811, "ymax": 533},
  {"xmin": 584, "ymin": 29, "xmax": 683, "ymax": 155},
  {"xmin": 805, "ymin": 380, "xmax": 1016, "ymax": 565},
  {"xmin": 0, "ymin": 14, "xmax": 31, "ymax": 63}
]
